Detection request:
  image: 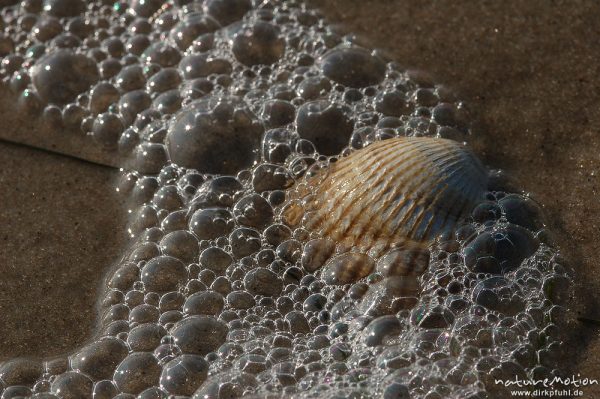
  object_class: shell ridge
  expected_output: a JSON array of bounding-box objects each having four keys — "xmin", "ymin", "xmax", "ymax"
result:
[
  {"xmin": 318, "ymin": 143, "xmax": 427, "ymax": 238},
  {"xmin": 369, "ymin": 165, "xmax": 442, "ymax": 244}
]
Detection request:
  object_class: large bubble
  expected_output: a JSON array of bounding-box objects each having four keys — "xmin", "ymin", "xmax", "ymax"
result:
[
  {"xmin": 31, "ymin": 50, "xmax": 99, "ymax": 105},
  {"xmin": 166, "ymin": 96, "xmax": 263, "ymax": 174}
]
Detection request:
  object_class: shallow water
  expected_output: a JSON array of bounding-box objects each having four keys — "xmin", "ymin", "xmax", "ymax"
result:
[{"xmin": 0, "ymin": 0, "xmax": 595, "ymax": 398}]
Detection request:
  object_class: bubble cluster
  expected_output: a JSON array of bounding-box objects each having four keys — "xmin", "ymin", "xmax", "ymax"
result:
[{"xmin": 0, "ymin": 1, "xmax": 572, "ymax": 398}]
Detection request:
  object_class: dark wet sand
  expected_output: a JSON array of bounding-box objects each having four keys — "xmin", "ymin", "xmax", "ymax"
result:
[
  {"xmin": 312, "ymin": 0, "xmax": 600, "ymax": 393},
  {"xmin": 0, "ymin": 141, "xmax": 127, "ymax": 361},
  {"xmin": 0, "ymin": 0, "xmax": 598, "ymax": 394}
]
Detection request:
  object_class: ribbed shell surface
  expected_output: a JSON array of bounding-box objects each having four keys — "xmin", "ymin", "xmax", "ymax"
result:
[{"xmin": 286, "ymin": 137, "xmax": 488, "ymax": 255}]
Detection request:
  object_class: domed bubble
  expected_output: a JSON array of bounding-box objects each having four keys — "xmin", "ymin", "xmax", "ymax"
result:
[
  {"xmin": 472, "ymin": 201, "xmax": 502, "ymax": 224},
  {"xmin": 129, "ymin": 304, "xmax": 160, "ymax": 324},
  {"xmin": 374, "ymin": 89, "xmax": 411, "ymax": 117},
  {"xmin": 303, "ymin": 293, "xmax": 327, "ymax": 312},
  {"xmin": 125, "ymin": 290, "xmax": 145, "ymax": 307},
  {"xmin": 159, "ymin": 291, "xmax": 185, "ymax": 312},
  {"xmin": 102, "ymin": 37, "xmax": 126, "ymax": 58},
  {"xmin": 137, "ymin": 387, "xmax": 167, "ymax": 399},
  {"xmin": 320, "ymin": 46, "xmax": 386, "ymax": 88},
  {"xmin": 143, "ymin": 42, "xmax": 181, "ymax": 67},
  {"xmin": 129, "ymin": 0, "xmax": 163, "ymax": 18},
  {"xmin": 50, "ymin": 371, "xmax": 92, "ymax": 399},
  {"xmin": 166, "ymin": 96, "xmax": 264, "ymax": 174},
  {"xmin": 199, "ymin": 246, "xmax": 233, "ymax": 273},
  {"xmin": 179, "ymin": 54, "xmax": 233, "ymax": 80},
  {"xmin": 153, "ymin": 89, "xmax": 183, "ymax": 115},
  {"xmin": 91, "ymin": 112, "xmax": 124, "ymax": 147},
  {"xmin": 181, "ymin": 77, "xmax": 214, "ymax": 101},
  {"xmin": 127, "ymin": 323, "xmax": 167, "ymax": 352},
  {"xmin": 263, "ymin": 224, "xmax": 292, "ymax": 247},
  {"xmin": 363, "ymin": 315, "xmax": 404, "ymax": 347},
  {"xmin": 230, "ymin": 227, "xmax": 261, "ymax": 258},
  {"xmin": 498, "ymin": 194, "xmax": 544, "ymax": 232},
  {"xmin": 376, "ymin": 247, "xmax": 430, "ymax": 277},
  {"xmin": 260, "ymin": 99, "xmax": 296, "ymax": 129},
  {"xmin": 147, "ymin": 67, "xmax": 182, "ymax": 94},
  {"xmin": 226, "ymin": 290, "xmax": 255, "ymax": 310},
  {"xmin": 191, "ymin": 371, "xmax": 257, "ymax": 399},
  {"xmin": 128, "ymin": 205, "xmax": 159, "ymax": 236},
  {"xmin": 69, "ymin": 337, "xmax": 129, "ymax": 380},
  {"xmin": 297, "ymin": 76, "xmax": 332, "ymax": 101},
  {"xmin": 243, "ymin": 267, "xmax": 283, "ymax": 297},
  {"xmin": 251, "ymin": 163, "xmax": 294, "ymax": 193},
  {"xmin": 411, "ymin": 302, "xmax": 455, "ymax": 329},
  {"xmin": 0, "ymin": 358, "xmax": 43, "ymax": 386},
  {"xmin": 159, "ymin": 230, "xmax": 199, "ymax": 263},
  {"xmin": 170, "ymin": 12, "xmax": 220, "ymax": 51},
  {"xmin": 321, "ymin": 252, "xmax": 375, "ymax": 285},
  {"xmin": 206, "ymin": 0, "xmax": 252, "ymax": 26},
  {"xmin": 116, "ymin": 64, "xmax": 146, "ymax": 92},
  {"xmin": 33, "ymin": 16, "xmax": 63, "ymax": 42},
  {"xmin": 90, "ymin": 82, "xmax": 119, "ymax": 114},
  {"xmin": 284, "ymin": 310, "xmax": 310, "ymax": 334},
  {"xmin": 276, "ymin": 239, "xmax": 303, "ymax": 264},
  {"xmin": 31, "ymin": 50, "xmax": 99, "ymax": 105},
  {"xmin": 159, "ymin": 355, "xmax": 208, "ymax": 396},
  {"xmin": 102, "ymin": 303, "xmax": 130, "ymax": 324},
  {"xmin": 92, "ymin": 380, "xmax": 118, "ymax": 399},
  {"xmin": 118, "ymin": 89, "xmax": 152, "ymax": 125},
  {"xmin": 134, "ymin": 231, "xmax": 162, "ymax": 250},
  {"xmin": 0, "ymin": 34, "xmax": 16, "ymax": 58},
  {"xmin": 183, "ymin": 290, "xmax": 225, "ymax": 316},
  {"xmin": 464, "ymin": 224, "xmax": 539, "ymax": 274},
  {"xmin": 152, "ymin": 184, "xmax": 183, "ymax": 211},
  {"xmin": 472, "ymin": 277, "xmax": 525, "ymax": 315},
  {"xmin": 108, "ymin": 262, "xmax": 139, "ymax": 291},
  {"xmin": 134, "ymin": 142, "xmax": 169, "ymax": 175},
  {"xmin": 113, "ymin": 352, "xmax": 162, "ymax": 395},
  {"xmin": 296, "ymin": 100, "xmax": 353, "ymax": 155},
  {"xmin": 300, "ymin": 238, "xmax": 336, "ymax": 273},
  {"xmin": 231, "ymin": 21, "xmax": 285, "ymax": 66},
  {"xmin": 172, "ymin": 315, "xmax": 228, "ymax": 355},
  {"xmin": 141, "ymin": 255, "xmax": 188, "ymax": 293},
  {"xmin": 261, "ymin": 128, "xmax": 294, "ymax": 164},
  {"xmin": 43, "ymin": 0, "xmax": 85, "ymax": 18},
  {"xmin": 126, "ymin": 33, "xmax": 151, "ymax": 56},
  {"xmin": 358, "ymin": 276, "xmax": 419, "ymax": 317},
  {"xmin": 236, "ymin": 353, "xmax": 268, "ymax": 374},
  {"xmin": 232, "ymin": 193, "xmax": 274, "ymax": 229},
  {"xmin": 189, "ymin": 207, "xmax": 235, "ymax": 240}
]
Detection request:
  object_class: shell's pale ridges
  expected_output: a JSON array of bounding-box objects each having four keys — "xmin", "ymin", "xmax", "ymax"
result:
[{"xmin": 299, "ymin": 137, "xmax": 488, "ymax": 253}]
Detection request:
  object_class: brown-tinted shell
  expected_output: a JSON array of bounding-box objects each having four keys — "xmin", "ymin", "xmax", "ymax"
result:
[{"xmin": 284, "ymin": 136, "xmax": 488, "ymax": 259}]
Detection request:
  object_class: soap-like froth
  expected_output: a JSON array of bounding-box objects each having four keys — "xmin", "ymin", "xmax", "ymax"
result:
[{"xmin": 0, "ymin": 0, "xmax": 572, "ymax": 398}]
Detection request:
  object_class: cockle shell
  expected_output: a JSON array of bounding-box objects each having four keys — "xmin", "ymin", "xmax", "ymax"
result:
[{"xmin": 284, "ymin": 136, "xmax": 488, "ymax": 258}]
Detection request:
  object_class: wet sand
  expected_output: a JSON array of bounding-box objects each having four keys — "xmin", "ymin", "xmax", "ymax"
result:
[
  {"xmin": 0, "ymin": 0, "xmax": 598, "ymax": 394},
  {"xmin": 311, "ymin": 0, "xmax": 600, "ymax": 393},
  {"xmin": 0, "ymin": 141, "xmax": 126, "ymax": 360}
]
